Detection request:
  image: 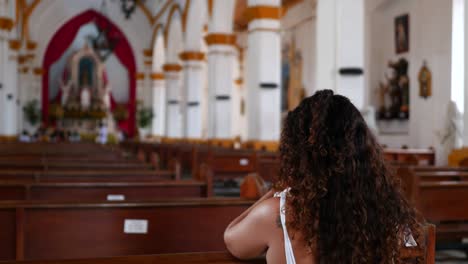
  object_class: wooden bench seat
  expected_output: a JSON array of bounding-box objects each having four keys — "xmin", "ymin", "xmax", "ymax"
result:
[
  {"xmin": 0, "ymin": 180, "xmax": 209, "ymax": 201},
  {"xmin": 0, "ymin": 198, "xmax": 253, "ymax": 261},
  {"xmin": 0, "ymin": 252, "xmax": 266, "ymax": 264}
]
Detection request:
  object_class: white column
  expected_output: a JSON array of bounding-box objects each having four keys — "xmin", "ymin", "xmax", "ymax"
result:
[
  {"xmin": 17, "ymin": 67, "xmax": 26, "ymax": 133},
  {"xmin": 336, "ymin": 0, "xmax": 365, "ymax": 110},
  {"xmin": 316, "ymin": 0, "xmax": 337, "ymax": 91},
  {"xmin": 180, "ymin": 52, "xmax": 205, "ymax": 139},
  {"xmin": 206, "ymin": 35, "xmax": 236, "ymax": 138},
  {"xmin": 316, "ymin": 0, "xmax": 365, "ymax": 110},
  {"xmin": 151, "ymin": 73, "xmax": 166, "ymax": 136},
  {"xmin": 0, "ymin": 25, "xmax": 5, "ymax": 134},
  {"xmin": 2, "ymin": 42, "xmax": 19, "ymax": 136},
  {"xmin": 245, "ymin": 1, "xmax": 281, "ymax": 141},
  {"xmin": 164, "ymin": 64, "xmax": 183, "ymax": 138}
]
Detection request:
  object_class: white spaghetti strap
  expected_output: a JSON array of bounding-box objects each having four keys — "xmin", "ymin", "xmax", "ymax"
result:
[{"xmin": 279, "ymin": 189, "xmax": 296, "ymax": 264}]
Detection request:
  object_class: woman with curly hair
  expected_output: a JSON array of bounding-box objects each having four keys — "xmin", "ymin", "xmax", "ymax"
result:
[{"xmin": 224, "ymin": 90, "xmax": 421, "ymax": 263}]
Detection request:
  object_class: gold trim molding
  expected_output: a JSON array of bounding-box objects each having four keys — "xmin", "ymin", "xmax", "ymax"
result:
[
  {"xmin": 143, "ymin": 49, "xmax": 153, "ymax": 57},
  {"xmin": 151, "ymin": 72, "xmax": 165, "ymax": 80},
  {"xmin": 204, "ymin": 33, "xmax": 237, "ymax": 46},
  {"xmin": 163, "ymin": 64, "xmax": 183, "ymax": 72},
  {"xmin": 26, "ymin": 41, "xmax": 37, "ymax": 50},
  {"xmin": 33, "ymin": 67, "xmax": 44, "ymax": 76},
  {"xmin": 245, "ymin": 6, "xmax": 282, "ymax": 23},
  {"xmin": 9, "ymin": 40, "xmax": 22, "ymax": 51},
  {"xmin": 135, "ymin": 73, "xmax": 146, "ymax": 80},
  {"xmin": 179, "ymin": 51, "xmax": 205, "ymax": 61},
  {"xmin": 0, "ymin": 17, "xmax": 14, "ymax": 31}
]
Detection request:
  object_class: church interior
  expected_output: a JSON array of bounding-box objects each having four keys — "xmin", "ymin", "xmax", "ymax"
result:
[{"xmin": 0, "ymin": 0, "xmax": 467, "ymax": 263}]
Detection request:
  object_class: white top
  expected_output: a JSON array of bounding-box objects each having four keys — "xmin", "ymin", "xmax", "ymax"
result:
[
  {"xmin": 274, "ymin": 189, "xmax": 296, "ymax": 264},
  {"xmin": 273, "ymin": 188, "xmax": 417, "ymax": 264}
]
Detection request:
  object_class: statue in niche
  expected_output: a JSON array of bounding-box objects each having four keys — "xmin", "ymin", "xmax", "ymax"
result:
[
  {"xmin": 80, "ymin": 72, "xmax": 92, "ymax": 110},
  {"xmin": 418, "ymin": 61, "xmax": 432, "ymax": 99},
  {"xmin": 287, "ymin": 40, "xmax": 305, "ymax": 111}
]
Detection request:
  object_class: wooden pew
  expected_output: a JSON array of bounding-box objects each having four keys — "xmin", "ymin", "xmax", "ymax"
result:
[
  {"xmin": 0, "ymin": 161, "xmax": 152, "ymax": 171},
  {"xmin": 396, "ymin": 167, "xmax": 468, "ymax": 250},
  {"xmin": 0, "ymin": 180, "xmax": 209, "ymax": 201},
  {"xmin": 0, "ymin": 170, "xmax": 177, "ymax": 183},
  {"xmin": 198, "ymin": 150, "xmax": 258, "ymax": 196},
  {"xmin": 0, "ymin": 252, "xmax": 266, "ymax": 264},
  {"xmin": 384, "ymin": 148, "xmax": 435, "ymax": 165},
  {"xmin": 0, "ymin": 198, "xmax": 253, "ymax": 261},
  {"xmin": 255, "ymin": 152, "xmax": 279, "ymax": 183},
  {"xmin": 411, "ymin": 180, "xmax": 468, "ymax": 245},
  {"xmin": 0, "ymin": 224, "xmax": 436, "ymax": 263}
]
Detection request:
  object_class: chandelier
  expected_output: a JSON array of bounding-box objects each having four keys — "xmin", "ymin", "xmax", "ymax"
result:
[
  {"xmin": 90, "ymin": 0, "xmax": 122, "ymax": 62},
  {"xmin": 115, "ymin": 0, "xmax": 145, "ymax": 19}
]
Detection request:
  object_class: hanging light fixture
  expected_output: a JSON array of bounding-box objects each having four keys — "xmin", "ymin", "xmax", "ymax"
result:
[
  {"xmin": 90, "ymin": 0, "xmax": 121, "ymax": 61},
  {"xmin": 117, "ymin": 0, "xmax": 145, "ymax": 19}
]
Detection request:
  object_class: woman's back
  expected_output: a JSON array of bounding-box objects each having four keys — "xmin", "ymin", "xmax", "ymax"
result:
[{"xmin": 224, "ymin": 90, "xmax": 420, "ymax": 263}]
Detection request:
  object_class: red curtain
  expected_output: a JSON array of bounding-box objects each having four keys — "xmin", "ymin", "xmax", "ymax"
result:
[{"xmin": 42, "ymin": 9, "xmax": 136, "ymax": 137}]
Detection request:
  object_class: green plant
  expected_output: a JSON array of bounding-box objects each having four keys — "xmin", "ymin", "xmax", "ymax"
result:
[
  {"xmin": 22, "ymin": 100, "xmax": 41, "ymax": 125},
  {"xmin": 137, "ymin": 106, "xmax": 154, "ymax": 128}
]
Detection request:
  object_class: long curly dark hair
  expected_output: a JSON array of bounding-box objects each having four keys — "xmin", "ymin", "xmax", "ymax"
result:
[{"xmin": 277, "ymin": 90, "xmax": 420, "ymax": 263}]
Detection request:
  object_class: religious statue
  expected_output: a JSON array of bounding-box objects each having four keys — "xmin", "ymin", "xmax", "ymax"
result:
[
  {"xmin": 418, "ymin": 61, "xmax": 432, "ymax": 99},
  {"xmin": 59, "ymin": 79, "xmax": 73, "ymax": 106},
  {"xmin": 80, "ymin": 72, "xmax": 92, "ymax": 110},
  {"xmin": 101, "ymin": 82, "xmax": 112, "ymax": 110},
  {"xmin": 437, "ymin": 101, "xmax": 463, "ymax": 156},
  {"xmin": 287, "ymin": 41, "xmax": 305, "ymax": 111}
]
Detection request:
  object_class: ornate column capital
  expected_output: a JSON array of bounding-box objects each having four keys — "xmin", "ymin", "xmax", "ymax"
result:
[
  {"xmin": 162, "ymin": 64, "xmax": 183, "ymax": 72},
  {"xmin": 204, "ymin": 33, "xmax": 237, "ymax": 46},
  {"xmin": 179, "ymin": 51, "xmax": 205, "ymax": 61},
  {"xmin": 151, "ymin": 72, "xmax": 165, "ymax": 80},
  {"xmin": 135, "ymin": 72, "xmax": 146, "ymax": 80},
  {"xmin": 245, "ymin": 6, "xmax": 281, "ymax": 23},
  {"xmin": 0, "ymin": 17, "xmax": 14, "ymax": 31}
]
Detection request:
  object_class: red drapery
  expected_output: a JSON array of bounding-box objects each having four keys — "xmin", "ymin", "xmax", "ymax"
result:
[{"xmin": 42, "ymin": 9, "xmax": 136, "ymax": 137}]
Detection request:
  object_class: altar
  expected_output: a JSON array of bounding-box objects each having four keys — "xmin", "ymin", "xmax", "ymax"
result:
[{"xmin": 52, "ymin": 44, "xmax": 116, "ymax": 135}]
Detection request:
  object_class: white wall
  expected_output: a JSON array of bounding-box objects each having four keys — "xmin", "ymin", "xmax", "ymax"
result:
[{"xmin": 368, "ymin": 0, "xmax": 453, "ymax": 164}]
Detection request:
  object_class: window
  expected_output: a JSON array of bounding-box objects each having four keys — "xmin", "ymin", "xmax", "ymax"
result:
[{"xmin": 451, "ymin": 0, "xmax": 464, "ymax": 113}]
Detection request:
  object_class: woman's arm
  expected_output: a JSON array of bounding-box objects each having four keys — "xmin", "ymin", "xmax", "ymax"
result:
[{"xmin": 224, "ymin": 190, "xmax": 277, "ymax": 259}]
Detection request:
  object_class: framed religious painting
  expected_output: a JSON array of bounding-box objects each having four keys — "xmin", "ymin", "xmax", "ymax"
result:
[{"xmin": 395, "ymin": 14, "xmax": 409, "ymax": 54}]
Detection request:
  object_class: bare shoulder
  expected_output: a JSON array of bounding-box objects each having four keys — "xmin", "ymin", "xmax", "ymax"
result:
[{"xmin": 248, "ymin": 197, "xmax": 280, "ymax": 226}]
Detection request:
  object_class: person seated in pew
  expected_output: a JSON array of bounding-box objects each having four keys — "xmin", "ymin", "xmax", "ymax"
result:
[
  {"xmin": 225, "ymin": 90, "xmax": 420, "ymax": 263},
  {"xmin": 18, "ymin": 130, "xmax": 31, "ymax": 142}
]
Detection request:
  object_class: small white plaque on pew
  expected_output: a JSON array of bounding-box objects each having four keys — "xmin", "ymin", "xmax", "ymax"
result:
[
  {"xmin": 124, "ymin": 219, "xmax": 148, "ymax": 234},
  {"xmin": 107, "ymin": 194, "xmax": 125, "ymax": 201},
  {"xmin": 239, "ymin": 158, "xmax": 249, "ymax": 166}
]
